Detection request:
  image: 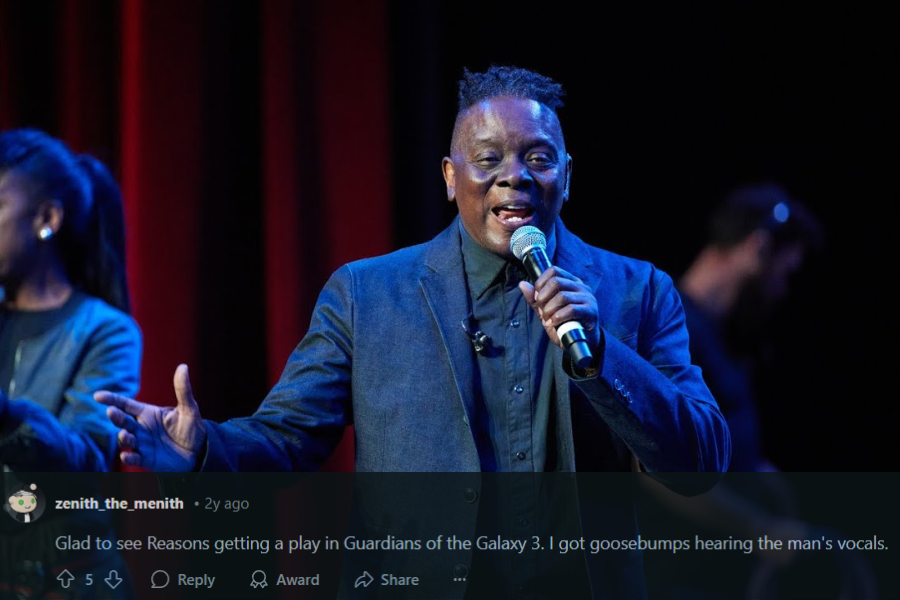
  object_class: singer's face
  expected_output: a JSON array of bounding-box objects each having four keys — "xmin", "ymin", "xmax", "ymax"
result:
[{"xmin": 442, "ymin": 96, "xmax": 571, "ymax": 259}]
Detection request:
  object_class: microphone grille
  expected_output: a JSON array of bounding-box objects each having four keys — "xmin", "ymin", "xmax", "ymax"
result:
[{"xmin": 510, "ymin": 225, "xmax": 546, "ymax": 260}]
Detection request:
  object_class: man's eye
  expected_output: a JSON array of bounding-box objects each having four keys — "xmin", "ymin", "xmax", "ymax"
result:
[{"xmin": 18, "ymin": 500, "xmax": 23, "ymax": 505}]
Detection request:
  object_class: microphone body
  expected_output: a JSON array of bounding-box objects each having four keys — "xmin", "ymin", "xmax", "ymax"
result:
[{"xmin": 510, "ymin": 226, "xmax": 595, "ymax": 369}]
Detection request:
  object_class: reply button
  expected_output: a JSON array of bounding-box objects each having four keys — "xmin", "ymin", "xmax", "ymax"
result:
[{"xmin": 179, "ymin": 574, "xmax": 216, "ymax": 589}]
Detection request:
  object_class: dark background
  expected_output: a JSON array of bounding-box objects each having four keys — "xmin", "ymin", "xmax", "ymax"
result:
[{"xmin": 1, "ymin": 0, "xmax": 897, "ymax": 471}]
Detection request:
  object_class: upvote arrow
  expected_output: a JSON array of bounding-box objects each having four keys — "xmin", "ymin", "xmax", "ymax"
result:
[
  {"xmin": 57, "ymin": 570, "xmax": 75, "ymax": 589},
  {"xmin": 105, "ymin": 570, "xmax": 123, "ymax": 589}
]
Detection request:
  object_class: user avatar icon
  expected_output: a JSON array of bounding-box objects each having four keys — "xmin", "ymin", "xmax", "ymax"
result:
[{"xmin": 6, "ymin": 483, "xmax": 43, "ymax": 523}]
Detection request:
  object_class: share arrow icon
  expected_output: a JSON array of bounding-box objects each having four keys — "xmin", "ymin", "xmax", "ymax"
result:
[{"xmin": 354, "ymin": 571, "xmax": 374, "ymax": 588}]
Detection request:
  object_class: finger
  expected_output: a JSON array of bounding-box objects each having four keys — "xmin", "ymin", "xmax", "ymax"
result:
[
  {"xmin": 544, "ymin": 303, "xmax": 586, "ymax": 328},
  {"xmin": 535, "ymin": 272, "xmax": 588, "ymax": 299},
  {"xmin": 533, "ymin": 265, "xmax": 580, "ymax": 287},
  {"xmin": 537, "ymin": 289, "xmax": 576, "ymax": 319},
  {"xmin": 106, "ymin": 405, "xmax": 139, "ymax": 434},
  {"xmin": 95, "ymin": 391, "xmax": 145, "ymax": 417},
  {"xmin": 518, "ymin": 281, "xmax": 537, "ymax": 308},
  {"xmin": 543, "ymin": 265, "xmax": 580, "ymax": 281},
  {"xmin": 119, "ymin": 450, "xmax": 143, "ymax": 468},
  {"xmin": 532, "ymin": 266, "xmax": 559, "ymax": 300},
  {"xmin": 541, "ymin": 290, "xmax": 596, "ymax": 321},
  {"xmin": 117, "ymin": 428, "xmax": 137, "ymax": 452},
  {"xmin": 534, "ymin": 270, "xmax": 586, "ymax": 303},
  {"xmin": 173, "ymin": 364, "xmax": 201, "ymax": 416}
]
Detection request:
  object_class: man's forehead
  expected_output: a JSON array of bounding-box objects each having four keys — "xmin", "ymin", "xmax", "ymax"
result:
[
  {"xmin": 456, "ymin": 96, "xmax": 563, "ymax": 141},
  {"xmin": 464, "ymin": 96, "xmax": 555, "ymax": 120}
]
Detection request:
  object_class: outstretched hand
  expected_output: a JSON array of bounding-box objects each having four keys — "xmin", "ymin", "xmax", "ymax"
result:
[{"xmin": 95, "ymin": 364, "xmax": 207, "ymax": 471}]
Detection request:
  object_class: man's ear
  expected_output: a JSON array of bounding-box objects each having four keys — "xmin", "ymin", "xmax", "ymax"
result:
[
  {"xmin": 441, "ymin": 157, "xmax": 456, "ymax": 203},
  {"xmin": 563, "ymin": 153, "xmax": 572, "ymax": 202},
  {"xmin": 33, "ymin": 199, "xmax": 64, "ymax": 238}
]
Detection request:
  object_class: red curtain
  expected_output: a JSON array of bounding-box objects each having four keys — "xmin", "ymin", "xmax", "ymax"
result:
[{"xmin": 1, "ymin": 0, "xmax": 394, "ymax": 472}]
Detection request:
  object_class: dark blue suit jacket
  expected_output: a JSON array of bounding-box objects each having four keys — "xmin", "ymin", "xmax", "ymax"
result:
[{"xmin": 202, "ymin": 217, "xmax": 730, "ymax": 598}]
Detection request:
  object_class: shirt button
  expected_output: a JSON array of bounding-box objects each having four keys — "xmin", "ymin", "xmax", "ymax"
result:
[
  {"xmin": 463, "ymin": 488, "xmax": 478, "ymax": 503},
  {"xmin": 519, "ymin": 518, "xmax": 529, "ymax": 526},
  {"xmin": 516, "ymin": 451, "xmax": 527, "ymax": 461},
  {"xmin": 454, "ymin": 564, "xmax": 469, "ymax": 579},
  {"xmin": 514, "ymin": 385, "xmax": 524, "ymax": 394},
  {"xmin": 510, "ymin": 319, "xmax": 520, "ymax": 328}
]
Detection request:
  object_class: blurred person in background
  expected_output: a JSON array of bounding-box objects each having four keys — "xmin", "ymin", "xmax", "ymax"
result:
[
  {"xmin": 639, "ymin": 182, "xmax": 831, "ymax": 600},
  {"xmin": 678, "ymin": 181, "xmax": 823, "ymax": 473},
  {"xmin": 0, "ymin": 128, "xmax": 141, "ymax": 599}
]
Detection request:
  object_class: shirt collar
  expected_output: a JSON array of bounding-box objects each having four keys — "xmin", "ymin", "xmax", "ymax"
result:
[{"xmin": 458, "ymin": 220, "xmax": 557, "ymax": 300}]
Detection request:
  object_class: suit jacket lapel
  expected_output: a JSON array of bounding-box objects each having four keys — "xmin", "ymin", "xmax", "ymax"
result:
[
  {"xmin": 419, "ymin": 218, "xmax": 479, "ymax": 427},
  {"xmin": 555, "ymin": 219, "xmax": 603, "ymax": 296}
]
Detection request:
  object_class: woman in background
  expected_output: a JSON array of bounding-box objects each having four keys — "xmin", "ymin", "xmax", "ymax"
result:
[{"xmin": 0, "ymin": 128, "xmax": 141, "ymax": 599}]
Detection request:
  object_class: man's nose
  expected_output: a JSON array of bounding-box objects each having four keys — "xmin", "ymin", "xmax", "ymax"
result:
[{"xmin": 497, "ymin": 158, "xmax": 533, "ymax": 188}]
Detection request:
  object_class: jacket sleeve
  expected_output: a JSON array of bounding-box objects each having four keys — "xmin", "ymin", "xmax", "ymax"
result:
[
  {"xmin": 201, "ymin": 265, "xmax": 354, "ymax": 471},
  {"xmin": 0, "ymin": 314, "xmax": 142, "ymax": 471},
  {"xmin": 565, "ymin": 266, "xmax": 731, "ymax": 492}
]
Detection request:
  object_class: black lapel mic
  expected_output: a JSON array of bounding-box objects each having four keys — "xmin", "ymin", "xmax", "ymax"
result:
[
  {"xmin": 510, "ymin": 226, "xmax": 594, "ymax": 369},
  {"xmin": 461, "ymin": 314, "xmax": 490, "ymax": 354}
]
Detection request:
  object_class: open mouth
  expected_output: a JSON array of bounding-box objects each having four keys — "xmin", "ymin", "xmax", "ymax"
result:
[{"xmin": 492, "ymin": 204, "xmax": 535, "ymax": 224}]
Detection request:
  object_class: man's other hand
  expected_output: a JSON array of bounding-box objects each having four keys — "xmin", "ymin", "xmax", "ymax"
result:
[{"xmin": 95, "ymin": 364, "xmax": 206, "ymax": 472}]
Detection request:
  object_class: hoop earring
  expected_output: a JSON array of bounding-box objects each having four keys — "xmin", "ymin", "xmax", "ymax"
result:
[{"xmin": 38, "ymin": 227, "xmax": 54, "ymax": 241}]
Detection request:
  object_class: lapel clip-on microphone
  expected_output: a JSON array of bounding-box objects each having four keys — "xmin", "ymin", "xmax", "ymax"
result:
[{"xmin": 461, "ymin": 315, "xmax": 490, "ymax": 354}]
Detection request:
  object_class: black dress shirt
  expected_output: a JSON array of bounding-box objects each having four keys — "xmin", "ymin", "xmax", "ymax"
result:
[{"xmin": 459, "ymin": 223, "xmax": 590, "ymax": 600}]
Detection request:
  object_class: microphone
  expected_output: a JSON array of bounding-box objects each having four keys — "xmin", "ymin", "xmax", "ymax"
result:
[
  {"xmin": 460, "ymin": 315, "xmax": 490, "ymax": 354},
  {"xmin": 510, "ymin": 226, "xmax": 594, "ymax": 369}
]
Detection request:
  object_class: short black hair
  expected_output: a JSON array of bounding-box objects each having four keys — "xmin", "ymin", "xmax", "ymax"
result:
[
  {"xmin": 456, "ymin": 65, "xmax": 566, "ymax": 114},
  {"xmin": 709, "ymin": 182, "xmax": 824, "ymax": 254}
]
